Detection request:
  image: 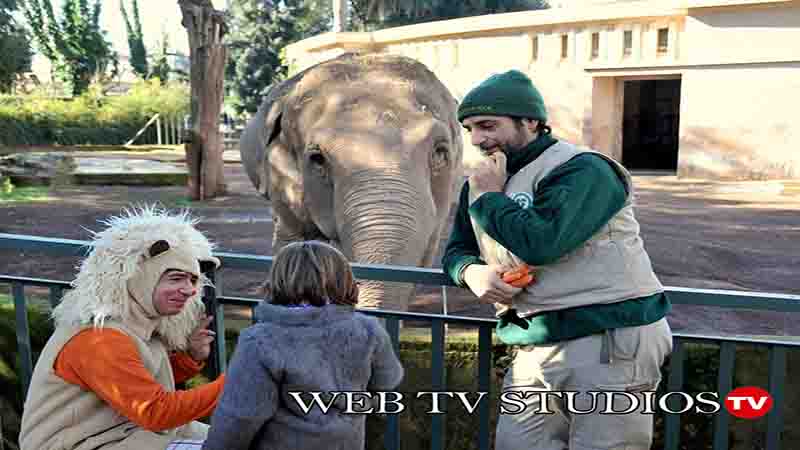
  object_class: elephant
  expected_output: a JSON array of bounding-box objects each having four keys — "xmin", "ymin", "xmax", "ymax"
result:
[{"xmin": 240, "ymin": 53, "xmax": 463, "ymax": 312}]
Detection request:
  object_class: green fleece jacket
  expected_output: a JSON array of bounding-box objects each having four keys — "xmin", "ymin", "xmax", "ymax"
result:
[{"xmin": 441, "ymin": 133, "xmax": 670, "ymax": 345}]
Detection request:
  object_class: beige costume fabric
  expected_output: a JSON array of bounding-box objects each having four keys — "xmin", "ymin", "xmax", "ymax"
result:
[{"xmin": 20, "ymin": 206, "xmax": 220, "ymax": 450}]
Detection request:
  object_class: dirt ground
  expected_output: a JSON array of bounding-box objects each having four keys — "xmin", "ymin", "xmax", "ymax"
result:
[{"xmin": 1, "ymin": 150, "xmax": 799, "ymax": 337}]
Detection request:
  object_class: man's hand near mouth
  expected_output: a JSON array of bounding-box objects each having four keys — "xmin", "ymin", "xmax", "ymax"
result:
[{"xmin": 469, "ymin": 150, "xmax": 508, "ymax": 202}]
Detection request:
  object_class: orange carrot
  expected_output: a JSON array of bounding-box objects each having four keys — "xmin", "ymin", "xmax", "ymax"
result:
[
  {"xmin": 509, "ymin": 274, "xmax": 534, "ymax": 288},
  {"xmin": 502, "ymin": 264, "xmax": 535, "ymax": 287},
  {"xmin": 502, "ymin": 270, "xmax": 524, "ymax": 283}
]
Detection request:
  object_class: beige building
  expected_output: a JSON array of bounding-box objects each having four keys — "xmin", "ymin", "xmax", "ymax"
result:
[{"xmin": 287, "ymin": 0, "xmax": 800, "ymax": 180}]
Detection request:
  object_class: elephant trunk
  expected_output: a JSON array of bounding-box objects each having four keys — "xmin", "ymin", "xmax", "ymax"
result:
[{"xmin": 340, "ymin": 168, "xmax": 436, "ymax": 312}]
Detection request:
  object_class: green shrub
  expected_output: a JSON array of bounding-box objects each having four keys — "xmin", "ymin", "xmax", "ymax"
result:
[
  {"xmin": 5, "ymin": 313, "xmax": 798, "ymax": 449},
  {"xmin": 0, "ymin": 79, "xmax": 188, "ymax": 147},
  {"xmin": 0, "ymin": 296, "xmax": 54, "ymax": 450},
  {"xmin": 0, "ymin": 178, "xmax": 53, "ymax": 203},
  {"xmin": 214, "ymin": 326, "xmax": 731, "ymax": 450}
]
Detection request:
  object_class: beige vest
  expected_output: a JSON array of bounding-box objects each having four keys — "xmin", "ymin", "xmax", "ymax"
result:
[
  {"xmin": 470, "ymin": 141, "xmax": 663, "ymax": 317},
  {"xmin": 19, "ymin": 321, "xmax": 205, "ymax": 450}
]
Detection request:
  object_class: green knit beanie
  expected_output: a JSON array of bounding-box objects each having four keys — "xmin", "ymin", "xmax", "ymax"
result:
[{"xmin": 457, "ymin": 70, "xmax": 547, "ymax": 123}]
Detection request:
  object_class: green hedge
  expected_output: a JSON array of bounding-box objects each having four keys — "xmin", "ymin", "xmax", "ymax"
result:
[
  {"xmin": 217, "ymin": 328, "xmax": 787, "ymax": 450},
  {"xmin": 2, "ymin": 315, "xmax": 797, "ymax": 450},
  {"xmin": 0, "ymin": 80, "xmax": 188, "ymax": 147},
  {"xmin": 0, "ymin": 297, "xmax": 53, "ymax": 450},
  {"xmin": 359, "ymin": 340, "xmax": 797, "ymax": 450}
]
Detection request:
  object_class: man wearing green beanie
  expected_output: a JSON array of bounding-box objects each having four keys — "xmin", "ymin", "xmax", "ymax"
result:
[{"xmin": 442, "ymin": 70, "xmax": 673, "ymax": 450}]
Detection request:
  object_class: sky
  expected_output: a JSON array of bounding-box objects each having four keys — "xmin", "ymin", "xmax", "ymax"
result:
[
  {"xmin": 27, "ymin": 0, "xmax": 228, "ymax": 81},
  {"xmin": 101, "ymin": 0, "xmax": 227, "ymax": 57}
]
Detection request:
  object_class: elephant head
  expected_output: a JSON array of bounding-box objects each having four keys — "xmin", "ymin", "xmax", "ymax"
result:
[{"xmin": 240, "ymin": 53, "xmax": 463, "ymax": 311}]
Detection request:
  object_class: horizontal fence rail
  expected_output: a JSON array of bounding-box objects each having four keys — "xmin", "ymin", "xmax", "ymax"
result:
[
  {"xmin": 4, "ymin": 233, "xmax": 800, "ymax": 310},
  {"xmin": 1, "ymin": 233, "xmax": 800, "ymax": 450}
]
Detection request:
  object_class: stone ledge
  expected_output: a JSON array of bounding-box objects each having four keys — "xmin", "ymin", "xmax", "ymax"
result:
[
  {"xmin": 73, "ymin": 172, "xmax": 188, "ymax": 186},
  {"xmin": 0, "ymin": 153, "xmax": 188, "ymax": 187},
  {"xmin": 71, "ymin": 157, "xmax": 188, "ymax": 186}
]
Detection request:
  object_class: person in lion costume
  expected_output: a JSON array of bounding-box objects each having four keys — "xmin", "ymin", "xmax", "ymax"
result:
[{"xmin": 20, "ymin": 205, "xmax": 225, "ymax": 450}]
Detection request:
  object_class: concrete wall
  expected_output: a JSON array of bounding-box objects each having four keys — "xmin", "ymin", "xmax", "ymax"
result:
[
  {"xmin": 679, "ymin": 63, "xmax": 800, "ymax": 179},
  {"xmin": 284, "ymin": 0, "xmax": 799, "ymax": 180},
  {"xmin": 591, "ymin": 77, "xmax": 624, "ymax": 160},
  {"xmin": 683, "ymin": 2, "xmax": 800, "ymax": 64},
  {"xmin": 677, "ymin": 3, "xmax": 800, "ymax": 179}
]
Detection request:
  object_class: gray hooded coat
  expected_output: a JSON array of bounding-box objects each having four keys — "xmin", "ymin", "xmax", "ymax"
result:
[{"xmin": 202, "ymin": 303, "xmax": 404, "ymax": 450}]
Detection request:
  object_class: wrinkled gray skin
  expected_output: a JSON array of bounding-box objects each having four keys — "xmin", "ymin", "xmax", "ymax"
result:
[{"xmin": 240, "ymin": 54, "xmax": 463, "ymax": 311}]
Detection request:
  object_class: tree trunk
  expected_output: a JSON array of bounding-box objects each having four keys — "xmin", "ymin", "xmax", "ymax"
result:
[
  {"xmin": 333, "ymin": 0, "xmax": 348, "ymax": 31},
  {"xmin": 179, "ymin": 0, "xmax": 227, "ymax": 200}
]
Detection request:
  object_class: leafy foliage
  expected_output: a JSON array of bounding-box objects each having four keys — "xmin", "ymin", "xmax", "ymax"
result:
[
  {"xmin": 0, "ymin": 0, "xmax": 33, "ymax": 93},
  {"xmin": 0, "ymin": 79, "xmax": 189, "ymax": 146},
  {"xmin": 349, "ymin": 0, "xmax": 549, "ymax": 31},
  {"xmin": 150, "ymin": 32, "xmax": 172, "ymax": 83},
  {"xmin": 21, "ymin": 0, "xmax": 117, "ymax": 96},
  {"xmin": 226, "ymin": 0, "xmax": 331, "ymax": 114},
  {"xmin": 0, "ymin": 184, "xmax": 53, "ymax": 202},
  {"xmin": 212, "ymin": 325, "xmax": 753, "ymax": 450},
  {"xmin": 119, "ymin": 1, "xmax": 175, "ymax": 83},
  {"xmin": 0, "ymin": 295, "xmax": 54, "ymax": 450},
  {"xmin": 120, "ymin": 0, "xmax": 148, "ymax": 79},
  {"xmin": 225, "ymin": 0, "xmax": 547, "ymax": 110}
]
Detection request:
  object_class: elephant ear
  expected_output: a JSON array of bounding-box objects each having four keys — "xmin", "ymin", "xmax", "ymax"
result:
[
  {"xmin": 239, "ymin": 78, "xmax": 296, "ymax": 199},
  {"xmin": 240, "ymin": 94, "xmax": 275, "ymax": 197}
]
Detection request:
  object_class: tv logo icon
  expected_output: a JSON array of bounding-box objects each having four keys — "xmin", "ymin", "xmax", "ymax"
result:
[{"xmin": 724, "ymin": 386, "xmax": 773, "ymax": 419}]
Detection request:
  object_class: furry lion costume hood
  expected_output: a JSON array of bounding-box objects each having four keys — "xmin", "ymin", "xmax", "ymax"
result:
[{"xmin": 52, "ymin": 205, "xmax": 220, "ymax": 350}]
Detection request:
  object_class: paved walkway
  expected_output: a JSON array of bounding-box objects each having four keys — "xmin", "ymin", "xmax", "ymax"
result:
[{"xmin": 2, "ymin": 151, "xmax": 798, "ymax": 337}]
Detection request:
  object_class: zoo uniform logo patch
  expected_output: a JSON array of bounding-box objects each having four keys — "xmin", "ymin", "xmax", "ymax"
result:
[{"xmin": 509, "ymin": 192, "xmax": 534, "ymax": 209}]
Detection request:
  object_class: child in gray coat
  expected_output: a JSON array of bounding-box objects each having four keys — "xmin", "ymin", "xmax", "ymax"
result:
[{"xmin": 202, "ymin": 241, "xmax": 405, "ymax": 450}]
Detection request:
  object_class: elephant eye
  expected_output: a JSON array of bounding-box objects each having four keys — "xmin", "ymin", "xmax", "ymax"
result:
[
  {"xmin": 306, "ymin": 150, "xmax": 329, "ymax": 180},
  {"xmin": 431, "ymin": 143, "xmax": 449, "ymax": 175},
  {"xmin": 308, "ymin": 152, "xmax": 326, "ymax": 167}
]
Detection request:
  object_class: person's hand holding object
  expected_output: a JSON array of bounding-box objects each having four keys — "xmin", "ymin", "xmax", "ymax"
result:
[
  {"xmin": 463, "ymin": 264, "xmax": 522, "ymax": 305},
  {"xmin": 501, "ymin": 263, "xmax": 537, "ymax": 288}
]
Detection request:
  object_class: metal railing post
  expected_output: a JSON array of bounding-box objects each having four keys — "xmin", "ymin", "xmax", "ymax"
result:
[
  {"xmin": 200, "ymin": 261, "xmax": 226, "ymax": 377},
  {"xmin": 477, "ymin": 325, "xmax": 492, "ymax": 450},
  {"xmin": 712, "ymin": 342, "xmax": 736, "ymax": 450},
  {"xmin": 384, "ymin": 318, "xmax": 401, "ymax": 450},
  {"xmin": 13, "ymin": 282, "xmax": 33, "ymax": 400},
  {"xmin": 430, "ymin": 318, "xmax": 446, "ymax": 450}
]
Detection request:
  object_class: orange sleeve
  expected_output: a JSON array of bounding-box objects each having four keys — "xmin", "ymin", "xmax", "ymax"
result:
[
  {"xmin": 170, "ymin": 352, "xmax": 204, "ymax": 385},
  {"xmin": 54, "ymin": 328, "xmax": 225, "ymax": 432}
]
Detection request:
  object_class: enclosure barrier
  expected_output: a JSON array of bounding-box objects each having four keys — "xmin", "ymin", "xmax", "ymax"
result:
[{"xmin": 1, "ymin": 233, "xmax": 799, "ymax": 450}]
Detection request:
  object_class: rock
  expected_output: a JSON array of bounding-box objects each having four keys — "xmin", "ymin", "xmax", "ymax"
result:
[
  {"xmin": 0, "ymin": 153, "xmax": 188, "ymax": 186},
  {"xmin": 0, "ymin": 153, "xmax": 76, "ymax": 186},
  {"xmin": 72, "ymin": 158, "xmax": 187, "ymax": 186}
]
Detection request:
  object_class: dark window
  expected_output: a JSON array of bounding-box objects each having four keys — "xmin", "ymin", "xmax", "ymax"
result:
[
  {"xmin": 657, "ymin": 28, "xmax": 669, "ymax": 54},
  {"xmin": 624, "ymin": 30, "xmax": 633, "ymax": 56},
  {"xmin": 561, "ymin": 34, "xmax": 568, "ymax": 59},
  {"xmin": 591, "ymin": 32, "xmax": 600, "ymax": 59},
  {"xmin": 532, "ymin": 35, "xmax": 539, "ymax": 61}
]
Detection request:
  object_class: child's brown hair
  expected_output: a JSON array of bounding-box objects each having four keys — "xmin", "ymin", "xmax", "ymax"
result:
[{"xmin": 267, "ymin": 241, "xmax": 359, "ymax": 307}]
